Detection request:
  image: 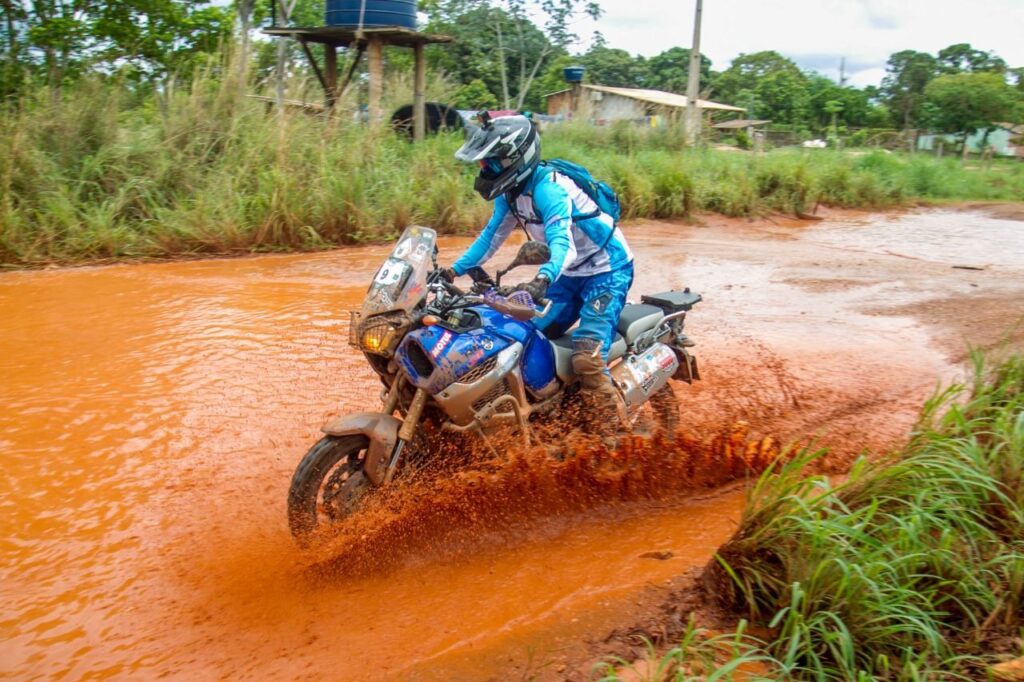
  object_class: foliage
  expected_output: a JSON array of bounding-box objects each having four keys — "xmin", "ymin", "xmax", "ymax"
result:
[
  {"xmin": 646, "ymin": 47, "xmax": 710, "ymax": 94},
  {"xmin": 422, "ymin": 0, "xmax": 600, "ymax": 111},
  {"xmin": 937, "ymin": 42, "xmax": 1007, "ymax": 75},
  {"xmin": 0, "ymin": 0, "xmax": 233, "ymax": 98},
  {"xmin": 880, "ymin": 49, "xmax": 939, "ymax": 128},
  {"xmin": 450, "ymin": 78, "xmax": 499, "ymax": 110},
  {"xmin": 577, "ymin": 46, "xmax": 646, "ymax": 88},
  {"xmin": 923, "ymin": 71, "xmax": 1020, "ymax": 140},
  {"xmin": 4, "ymin": 73, "xmax": 1024, "ymax": 267},
  {"xmin": 709, "ymin": 352, "xmax": 1024, "ymax": 679},
  {"xmin": 710, "ymin": 51, "xmax": 803, "ymax": 103}
]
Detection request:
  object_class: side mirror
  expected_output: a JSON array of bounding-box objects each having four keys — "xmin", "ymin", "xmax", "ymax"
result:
[{"xmin": 496, "ymin": 241, "xmax": 551, "ymax": 284}]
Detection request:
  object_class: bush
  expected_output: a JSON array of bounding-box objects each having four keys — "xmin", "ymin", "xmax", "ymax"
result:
[
  {"xmin": 706, "ymin": 352, "xmax": 1024, "ymax": 680},
  {"xmin": 2, "ymin": 74, "xmax": 1023, "ymax": 266}
]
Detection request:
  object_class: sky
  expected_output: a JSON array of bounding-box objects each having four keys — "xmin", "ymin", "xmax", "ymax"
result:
[{"xmin": 570, "ymin": 0, "xmax": 1024, "ymax": 88}]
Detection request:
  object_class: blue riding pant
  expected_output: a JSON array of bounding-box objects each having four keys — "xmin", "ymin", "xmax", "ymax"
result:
[{"xmin": 532, "ymin": 262, "xmax": 635, "ymax": 362}]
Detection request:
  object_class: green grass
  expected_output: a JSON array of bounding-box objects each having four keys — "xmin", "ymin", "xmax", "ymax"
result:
[
  {"xmin": 2, "ymin": 74, "xmax": 1023, "ymax": 266},
  {"xmin": 669, "ymin": 351, "xmax": 1024, "ymax": 681}
]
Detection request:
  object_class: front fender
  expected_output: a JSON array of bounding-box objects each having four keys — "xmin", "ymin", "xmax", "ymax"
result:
[{"xmin": 321, "ymin": 412, "xmax": 401, "ymax": 486}]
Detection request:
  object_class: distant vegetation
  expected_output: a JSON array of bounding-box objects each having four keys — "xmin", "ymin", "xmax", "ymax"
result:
[
  {"xmin": 3, "ymin": 72, "xmax": 1024, "ymax": 266},
  {"xmin": 2, "ymin": 1, "xmax": 1023, "ymax": 266}
]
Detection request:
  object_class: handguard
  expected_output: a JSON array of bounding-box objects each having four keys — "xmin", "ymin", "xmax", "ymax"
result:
[{"xmin": 484, "ymin": 289, "xmax": 550, "ymax": 322}]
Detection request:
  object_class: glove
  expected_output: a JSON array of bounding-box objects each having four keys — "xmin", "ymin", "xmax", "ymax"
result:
[
  {"xmin": 438, "ymin": 267, "xmax": 456, "ymax": 283},
  {"xmin": 464, "ymin": 266, "xmax": 494, "ymax": 287},
  {"xmin": 514, "ymin": 274, "xmax": 550, "ymax": 302}
]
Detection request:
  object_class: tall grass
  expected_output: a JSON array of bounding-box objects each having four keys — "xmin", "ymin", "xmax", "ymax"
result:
[
  {"xmin": 697, "ymin": 352, "xmax": 1024, "ymax": 680},
  {"xmin": 2, "ymin": 71, "xmax": 1023, "ymax": 266}
]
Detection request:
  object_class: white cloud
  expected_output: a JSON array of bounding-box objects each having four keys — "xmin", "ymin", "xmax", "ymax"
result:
[{"xmin": 571, "ymin": 0, "xmax": 1024, "ymax": 86}]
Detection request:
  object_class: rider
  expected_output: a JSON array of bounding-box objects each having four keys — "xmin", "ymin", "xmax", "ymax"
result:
[{"xmin": 441, "ymin": 113, "xmax": 634, "ymax": 433}]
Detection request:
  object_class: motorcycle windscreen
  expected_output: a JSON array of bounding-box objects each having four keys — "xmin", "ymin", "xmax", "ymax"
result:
[{"xmin": 362, "ymin": 226, "xmax": 437, "ymax": 315}]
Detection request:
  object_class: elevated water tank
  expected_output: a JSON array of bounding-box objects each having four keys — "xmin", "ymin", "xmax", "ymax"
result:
[
  {"xmin": 325, "ymin": 0, "xmax": 417, "ymax": 29},
  {"xmin": 563, "ymin": 66, "xmax": 585, "ymax": 83}
]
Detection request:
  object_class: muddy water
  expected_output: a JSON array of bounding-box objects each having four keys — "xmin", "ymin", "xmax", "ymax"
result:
[{"xmin": 2, "ymin": 209, "xmax": 1022, "ymax": 679}]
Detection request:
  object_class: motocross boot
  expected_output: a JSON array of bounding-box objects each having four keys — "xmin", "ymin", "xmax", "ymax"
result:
[{"xmin": 571, "ymin": 338, "xmax": 628, "ymax": 443}]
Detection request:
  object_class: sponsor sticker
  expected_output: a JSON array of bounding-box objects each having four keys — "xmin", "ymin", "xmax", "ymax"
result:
[{"xmin": 432, "ymin": 330, "xmax": 453, "ymax": 358}]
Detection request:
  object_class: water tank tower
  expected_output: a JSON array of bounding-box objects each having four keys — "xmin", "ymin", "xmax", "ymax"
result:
[
  {"xmin": 264, "ymin": 1, "xmax": 451, "ymax": 140},
  {"xmin": 324, "ymin": 0, "xmax": 417, "ymax": 30}
]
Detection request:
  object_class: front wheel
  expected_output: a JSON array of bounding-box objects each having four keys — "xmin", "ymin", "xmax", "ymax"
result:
[{"xmin": 287, "ymin": 435, "xmax": 371, "ymax": 542}]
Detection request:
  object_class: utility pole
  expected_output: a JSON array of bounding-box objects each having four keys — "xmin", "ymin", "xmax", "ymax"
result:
[
  {"xmin": 839, "ymin": 56, "xmax": 847, "ymax": 87},
  {"xmin": 684, "ymin": 0, "xmax": 704, "ymax": 145}
]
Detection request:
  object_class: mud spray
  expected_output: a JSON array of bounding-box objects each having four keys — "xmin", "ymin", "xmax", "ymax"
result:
[{"xmin": 4, "ymin": 209, "xmax": 1021, "ymax": 679}]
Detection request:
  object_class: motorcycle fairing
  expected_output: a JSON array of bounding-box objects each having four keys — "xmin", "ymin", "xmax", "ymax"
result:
[
  {"xmin": 397, "ymin": 324, "xmax": 511, "ymax": 395},
  {"xmin": 475, "ymin": 306, "xmax": 557, "ymax": 394}
]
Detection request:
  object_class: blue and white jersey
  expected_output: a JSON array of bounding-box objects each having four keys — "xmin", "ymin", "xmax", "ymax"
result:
[{"xmin": 452, "ymin": 166, "xmax": 633, "ymax": 281}]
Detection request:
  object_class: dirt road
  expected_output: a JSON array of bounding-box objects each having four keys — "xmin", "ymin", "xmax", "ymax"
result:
[{"xmin": 1, "ymin": 206, "xmax": 1022, "ymax": 680}]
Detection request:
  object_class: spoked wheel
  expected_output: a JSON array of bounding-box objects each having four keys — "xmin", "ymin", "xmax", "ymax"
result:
[{"xmin": 287, "ymin": 435, "xmax": 372, "ymax": 543}]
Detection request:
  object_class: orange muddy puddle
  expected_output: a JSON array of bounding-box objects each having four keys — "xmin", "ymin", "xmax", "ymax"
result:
[{"xmin": 2, "ymin": 208, "xmax": 1022, "ymax": 679}]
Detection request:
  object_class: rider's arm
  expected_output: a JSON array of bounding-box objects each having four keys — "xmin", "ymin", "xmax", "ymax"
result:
[
  {"xmin": 452, "ymin": 196, "xmax": 516, "ymax": 276},
  {"xmin": 532, "ymin": 179, "xmax": 577, "ymax": 283}
]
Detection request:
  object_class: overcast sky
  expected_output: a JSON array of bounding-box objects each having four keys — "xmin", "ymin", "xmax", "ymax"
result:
[{"xmin": 569, "ymin": 0, "xmax": 1024, "ymax": 87}]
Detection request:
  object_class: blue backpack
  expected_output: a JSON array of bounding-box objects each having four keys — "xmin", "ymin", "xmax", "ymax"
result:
[{"xmin": 541, "ymin": 159, "xmax": 622, "ymax": 222}]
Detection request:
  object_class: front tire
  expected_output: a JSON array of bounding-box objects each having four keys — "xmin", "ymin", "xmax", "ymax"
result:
[{"xmin": 287, "ymin": 435, "xmax": 371, "ymax": 542}]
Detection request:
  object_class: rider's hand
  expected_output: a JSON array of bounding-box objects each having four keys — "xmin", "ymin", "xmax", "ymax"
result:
[
  {"xmin": 438, "ymin": 267, "xmax": 457, "ymax": 283},
  {"xmin": 514, "ymin": 274, "xmax": 550, "ymax": 302}
]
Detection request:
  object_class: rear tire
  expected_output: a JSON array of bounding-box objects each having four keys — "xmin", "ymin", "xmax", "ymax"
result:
[{"xmin": 287, "ymin": 435, "xmax": 371, "ymax": 542}]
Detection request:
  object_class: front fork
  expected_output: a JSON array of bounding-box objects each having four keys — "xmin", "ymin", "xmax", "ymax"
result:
[{"xmin": 380, "ymin": 377, "xmax": 429, "ymax": 484}]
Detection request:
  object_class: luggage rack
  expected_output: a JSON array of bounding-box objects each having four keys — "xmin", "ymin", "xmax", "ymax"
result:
[{"xmin": 641, "ymin": 288, "xmax": 702, "ymax": 312}]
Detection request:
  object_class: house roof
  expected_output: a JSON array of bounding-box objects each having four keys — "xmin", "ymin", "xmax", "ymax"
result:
[
  {"xmin": 546, "ymin": 84, "xmax": 745, "ymax": 112},
  {"xmin": 712, "ymin": 119, "xmax": 771, "ymax": 129}
]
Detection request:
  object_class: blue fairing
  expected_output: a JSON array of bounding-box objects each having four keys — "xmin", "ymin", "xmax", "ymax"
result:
[
  {"xmin": 475, "ymin": 307, "xmax": 557, "ymax": 393},
  {"xmin": 396, "ymin": 306, "xmax": 558, "ymax": 396}
]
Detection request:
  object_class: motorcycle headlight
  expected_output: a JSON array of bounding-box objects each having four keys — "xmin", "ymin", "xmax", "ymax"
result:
[
  {"xmin": 355, "ymin": 312, "xmax": 410, "ymax": 356},
  {"xmin": 361, "ymin": 324, "xmax": 396, "ymax": 354}
]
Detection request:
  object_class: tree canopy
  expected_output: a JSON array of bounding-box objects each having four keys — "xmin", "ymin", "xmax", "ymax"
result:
[{"xmin": 1, "ymin": 0, "xmax": 1021, "ymax": 138}]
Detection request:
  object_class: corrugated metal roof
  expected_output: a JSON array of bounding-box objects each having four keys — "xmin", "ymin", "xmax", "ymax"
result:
[
  {"xmin": 712, "ymin": 119, "xmax": 771, "ymax": 129},
  {"xmin": 582, "ymin": 84, "xmax": 745, "ymax": 112}
]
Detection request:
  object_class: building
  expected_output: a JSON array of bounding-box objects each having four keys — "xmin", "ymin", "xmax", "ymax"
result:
[
  {"xmin": 917, "ymin": 122, "xmax": 1024, "ymax": 158},
  {"xmin": 545, "ymin": 83, "xmax": 744, "ymax": 125}
]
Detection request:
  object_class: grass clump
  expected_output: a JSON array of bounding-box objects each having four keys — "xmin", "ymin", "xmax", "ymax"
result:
[
  {"xmin": 701, "ymin": 352, "xmax": 1024, "ymax": 680},
  {"xmin": 2, "ymin": 74, "xmax": 1023, "ymax": 267}
]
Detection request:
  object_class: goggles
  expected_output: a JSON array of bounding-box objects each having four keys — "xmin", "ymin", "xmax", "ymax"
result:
[{"xmin": 478, "ymin": 158, "xmax": 504, "ymax": 177}]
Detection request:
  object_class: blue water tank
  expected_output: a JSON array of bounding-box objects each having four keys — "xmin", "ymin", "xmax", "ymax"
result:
[
  {"xmin": 325, "ymin": 0, "xmax": 417, "ymax": 29},
  {"xmin": 563, "ymin": 66, "xmax": 585, "ymax": 83}
]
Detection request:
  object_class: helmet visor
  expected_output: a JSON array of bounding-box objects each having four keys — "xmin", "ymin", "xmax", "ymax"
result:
[{"xmin": 478, "ymin": 158, "xmax": 504, "ymax": 178}]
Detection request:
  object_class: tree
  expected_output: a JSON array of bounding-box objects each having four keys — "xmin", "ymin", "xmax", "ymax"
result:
[
  {"xmin": 880, "ymin": 49, "xmax": 938, "ymax": 128},
  {"xmin": 710, "ymin": 50, "xmax": 802, "ymax": 104},
  {"xmin": 451, "ymin": 78, "xmax": 499, "ymax": 109},
  {"xmin": 937, "ymin": 43, "xmax": 1006, "ymax": 74},
  {"xmin": 423, "ymin": 0, "xmax": 600, "ymax": 111},
  {"xmin": 0, "ymin": 0, "xmax": 232, "ymax": 96},
  {"xmin": 751, "ymin": 68, "xmax": 809, "ymax": 124},
  {"xmin": 923, "ymin": 71, "xmax": 1018, "ymax": 157},
  {"xmin": 578, "ymin": 45, "xmax": 646, "ymax": 87},
  {"xmin": 646, "ymin": 47, "xmax": 710, "ymax": 94}
]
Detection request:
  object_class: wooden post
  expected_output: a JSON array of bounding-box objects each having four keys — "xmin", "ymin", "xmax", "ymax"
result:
[
  {"xmin": 413, "ymin": 43, "xmax": 426, "ymax": 141},
  {"xmin": 324, "ymin": 44, "xmax": 338, "ymax": 109},
  {"xmin": 367, "ymin": 37, "xmax": 384, "ymax": 127}
]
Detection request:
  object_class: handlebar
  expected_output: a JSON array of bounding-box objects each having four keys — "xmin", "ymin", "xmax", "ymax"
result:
[{"xmin": 431, "ymin": 273, "xmax": 547, "ymax": 322}]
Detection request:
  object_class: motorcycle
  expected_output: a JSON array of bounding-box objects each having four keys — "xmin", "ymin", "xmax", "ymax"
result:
[{"xmin": 287, "ymin": 225, "xmax": 701, "ymax": 541}]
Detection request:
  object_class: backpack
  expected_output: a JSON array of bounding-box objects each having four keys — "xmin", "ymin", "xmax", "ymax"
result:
[{"xmin": 541, "ymin": 159, "xmax": 621, "ymax": 222}]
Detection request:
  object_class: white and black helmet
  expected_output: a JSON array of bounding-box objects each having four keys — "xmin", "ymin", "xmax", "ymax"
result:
[{"xmin": 455, "ymin": 113, "xmax": 540, "ymax": 201}]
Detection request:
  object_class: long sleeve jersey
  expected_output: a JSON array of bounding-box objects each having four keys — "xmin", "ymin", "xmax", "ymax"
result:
[{"xmin": 452, "ymin": 165, "xmax": 633, "ymax": 282}]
